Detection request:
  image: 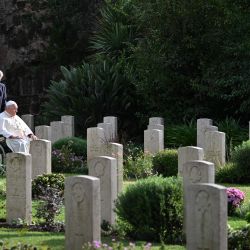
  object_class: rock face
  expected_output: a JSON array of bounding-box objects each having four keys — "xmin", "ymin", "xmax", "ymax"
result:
[{"xmin": 0, "ymin": 0, "xmax": 102, "ymax": 113}]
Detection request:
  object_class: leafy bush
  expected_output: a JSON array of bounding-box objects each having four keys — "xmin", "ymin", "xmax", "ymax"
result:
[
  {"xmin": 231, "ymin": 140, "xmax": 250, "ymax": 183},
  {"xmin": 215, "ymin": 163, "xmax": 238, "ymax": 184},
  {"xmin": 165, "ymin": 121, "xmax": 196, "ymax": 148},
  {"xmin": 226, "ymin": 187, "xmax": 245, "ymax": 216},
  {"xmin": 228, "ymin": 224, "xmax": 250, "ymax": 250},
  {"xmin": 32, "ymin": 173, "xmax": 65, "ymax": 199},
  {"xmin": 115, "ymin": 176, "xmax": 184, "ymax": 243},
  {"xmin": 0, "ymin": 241, "xmax": 39, "ymax": 250},
  {"xmin": 52, "ymin": 140, "xmax": 87, "ymax": 174},
  {"xmin": 123, "ymin": 150, "xmax": 153, "ymax": 180},
  {"xmin": 152, "ymin": 149, "xmax": 178, "ymax": 177},
  {"xmin": 52, "ymin": 137, "xmax": 87, "ymax": 157}
]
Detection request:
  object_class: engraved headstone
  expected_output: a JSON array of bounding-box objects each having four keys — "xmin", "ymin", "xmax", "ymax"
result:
[
  {"xmin": 21, "ymin": 114, "xmax": 34, "ymax": 132},
  {"xmin": 65, "ymin": 176, "xmax": 100, "ymax": 250},
  {"xmin": 6, "ymin": 153, "xmax": 32, "ymax": 224},
  {"xmin": 103, "ymin": 116, "xmax": 118, "ymax": 141},
  {"xmin": 30, "ymin": 140, "xmax": 51, "ymax": 179},
  {"xmin": 89, "ymin": 156, "xmax": 117, "ymax": 225},
  {"xmin": 204, "ymin": 131, "xmax": 226, "ymax": 168},
  {"xmin": 35, "ymin": 125, "xmax": 51, "ymax": 141},
  {"xmin": 144, "ymin": 129, "xmax": 164, "ymax": 154},
  {"xmin": 178, "ymin": 146, "xmax": 204, "ymax": 176},
  {"xmin": 50, "ymin": 121, "xmax": 64, "ymax": 143},
  {"xmin": 186, "ymin": 183, "xmax": 227, "ymax": 250},
  {"xmin": 87, "ymin": 127, "xmax": 105, "ymax": 164},
  {"xmin": 61, "ymin": 115, "xmax": 74, "ymax": 137}
]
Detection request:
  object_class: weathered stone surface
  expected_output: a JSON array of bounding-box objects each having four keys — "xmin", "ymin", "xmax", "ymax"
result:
[
  {"xmin": 65, "ymin": 175, "xmax": 101, "ymax": 250},
  {"xmin": 35, "ymin": 125, "xmax": 51, "ymax": 140},
  {"xmin": 178, "ymin": 146, "xmax": 204, "ymax": 176},
  {"xmin": 89, "ymin": 156, "xmax": 117, "ymax": 225},
  {"xmin": 6, "ymin": 152, "xmax": 32, "ymax": 224},
  {"xmin": 186, "ymin": 183, "xmax": 227, "ymax": 250},
  {"xmin": 87, "ymin": 127, "xmax": 105, "ymax": 164},
  {"xmin": 204, "ymin": 131, "xmax": 226, "ymax": 168},
  {"xmin": 21, "ymin": 114, "xmax": 34, "ymax": 132},
  {"xmin": 144, "ymin": 129, "xmax": 164, "ymax": 154},
  {"xmin": 149, "ymin": 117, "xmax": 164, "ymax": 125},
  {"xmin": 103, "ymin": 116, "xmax": 118, "ymax": 141},
  {"xmin": 197, "ymin": 118, "xmax": 215, "ymax": 148},
  {"xmin": 30, "ymin": 139, "xmax": 51, "ymax": 179},
  {"xmin": 50, "ymin": 121, "xmax": 64, "ymax": 143},
  {"xmin": 97, "ymin": 122, "xmax": 112, "ymax": 142},
  {"xmin": 61, "ymin": 115, "xmax": 74, "ymax": 138}
]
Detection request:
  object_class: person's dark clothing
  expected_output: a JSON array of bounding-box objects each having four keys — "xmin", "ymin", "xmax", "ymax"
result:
[{"xmin": 0, "ymin": 83, "xmax": 7, "ymax": 112}]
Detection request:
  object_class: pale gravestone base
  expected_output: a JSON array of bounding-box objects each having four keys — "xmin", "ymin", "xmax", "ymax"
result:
[
  {"xmin": 30, "ymin": 140, "xmax": 51, "ymax": 179},
  {"xmin": 6, "ymin": 153, "xmax": 32, "ymax": 224},
  {"xmin": 65, "ymin": 176, "xmax": 101, "ymax": 250},
  {"xmin": 178, "ymin": 146, "xmax": 204, "ymax": 176},
  {"xmin": 186, "ymin": 183, "xmax": 227, "ymax": 250},
  {"xmin": 89, "ymin": 156, "xmax": 117, "ymax": 225}
]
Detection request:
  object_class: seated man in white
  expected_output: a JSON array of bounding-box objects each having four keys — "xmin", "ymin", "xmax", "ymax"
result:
[{"xmin": 0, "ymin": 100, "xmax": 38, "ymax": 153}]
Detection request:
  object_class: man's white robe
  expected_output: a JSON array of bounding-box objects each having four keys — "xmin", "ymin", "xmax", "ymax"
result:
[{"xmin": 0, "ymin": 111, "xmax": 32, "ymax": 153}]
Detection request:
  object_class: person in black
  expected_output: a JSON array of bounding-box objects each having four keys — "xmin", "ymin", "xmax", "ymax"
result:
[{"xmin": 0, "ymin": 71, "xmax": 7, "ymax": 112}]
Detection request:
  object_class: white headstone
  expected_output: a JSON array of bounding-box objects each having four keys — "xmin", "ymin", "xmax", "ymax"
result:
[
  {"xmin": 65, "ymin": 176, "xmax": 100, "ymax": 250},
  {"xmin": 103, "ymin": 116, "xmax": 118, "ymax": 141},
  {"xmin": 186, "ymin": 183, "xmax": 227, "ymax": 250},
  {"xmin": 105, "ymin": 142, "xmax": 123, "ymax": 194},
  {"xmin": 97, "ymin": 123, "xmax": 113, "ymax": 142},
  {"xmin": 89, "ymin": 156, "xmax": 117, "ymax": 225},
  {"xmin": 35, "ymin": 125, "xmax": 51, "ymax": 141},
  {"xmin": 144, "ymin": 129, "xmax": 164, "ymax": 154},
  {"xmin": 50, "ymin": 121, "xmax": 64, "ymax": 143},
  {"xmin": 30, "ymin": 139, "xmax": 51, "ymax": 179},
  {"xmin": 197, "ymin": 118, "xmax": 213, "ymax": 148},
  {"xmin": 21, "ymin": 114, "xmax": 34, "ymax": 132},
  {"xmin": 149, "ymin": 117, "xmax": 164, "ymax": 125},
  {"xmin": 87, "ymin": 127, "xmax": 105, "ymax": 164},
  {"xmin": 178, "ymin": 146, "xmax": 204, "ymax": 176},
  {"xmin": 6, "ymin": 153, "xmax": 32, "ymax": 224},
  {"xmin": 61, "ymin": 115, "xmax": 75, "ymax": 137},
  {"xmin": 204, "ymin": 131, "xmax": 226, "ymax": 168}
]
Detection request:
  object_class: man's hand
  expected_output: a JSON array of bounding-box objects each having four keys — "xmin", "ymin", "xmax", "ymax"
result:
[{"xmin": 28, "ymin": 134, "xmax": 38, "ymax": 140}]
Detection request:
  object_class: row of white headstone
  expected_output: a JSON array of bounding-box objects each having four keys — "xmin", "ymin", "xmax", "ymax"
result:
[{"xmin": 21, "ymin": 114, "xmax": 75, "ymax": 143}]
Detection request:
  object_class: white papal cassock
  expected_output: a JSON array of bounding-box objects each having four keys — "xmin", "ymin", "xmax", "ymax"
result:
[{"xmin": 0, "ymin": 111, "xmax": 32, "ymax": 153}]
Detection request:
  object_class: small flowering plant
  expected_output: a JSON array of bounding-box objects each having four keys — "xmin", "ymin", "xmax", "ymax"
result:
[{"xmin": 227, "ymin": 187, "xmax": 245, "ymax": 215}]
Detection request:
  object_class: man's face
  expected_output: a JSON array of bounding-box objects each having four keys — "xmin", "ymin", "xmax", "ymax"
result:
[{"xmin": 6, "ymin": 105, "xmax": 18, "ymax": 117}]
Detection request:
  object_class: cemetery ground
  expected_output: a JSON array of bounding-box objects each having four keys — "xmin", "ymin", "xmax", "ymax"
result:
[{"xmin": 0, "ymin": 175, "xmax": 249, "ymax": 249}]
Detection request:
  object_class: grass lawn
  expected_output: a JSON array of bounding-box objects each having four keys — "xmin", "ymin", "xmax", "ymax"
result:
[{"xmin": 0, "ymin": 176, "xmax": 249, "ymax": 249}]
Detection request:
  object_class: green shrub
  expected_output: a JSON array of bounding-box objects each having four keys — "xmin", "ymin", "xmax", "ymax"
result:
[
  {"xmin": 152, "ymin": 149, "xmax": 178, "ymax": 177},
  {"xmin": 228, "ymin": 224, "xmax": 250, "ymax": 250},
  {"xmin": 123, "ymin": 151, "xmax": 153, "ymax": 180},
  {"xmin": 165, "ymin": 121, "xmax": 196, "ymax": 148},
  {"xmin": 52, "ymin": 140, "xmax": 87, "ymax": 174},
  {"xmin": 32, "ymin": 173, "xmax": 65, "ymax": 198},
  {"xmin": 215, "ymin": 163, "xmax": 238, "ymax": 184},
  {"xmin": 52, "ymin": 137, "xmax": 87, "ymax": 157},
  {"xmin": 231, "ymin": 140, "xmax": 250, "ymax": 183},
  {"xmin": 115, "ymin": 176, "xmax": 184, "ymax": 244}
]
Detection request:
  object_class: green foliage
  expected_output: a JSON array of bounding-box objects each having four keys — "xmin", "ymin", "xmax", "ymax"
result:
[
  {"xmin": 215, "ymin": 163, "xmax": 238, "ymax": 184},
  {"xmin": 115, "ymin": 176, "xmax": 184, "ymax": 244},
  {"xmin": 52, "ymin": 137, "xmax": 87, "ymax": 157},
  {"xmin": 32, "ymin": 173, "xmax": 65, "ymax": 198},
  {"xmin": 165, "ymin": 121, "xmax": 196, "ymax": 148},
  {"xmin": 0, "ymin": 241, "xmax": 38, "ymax": 250},
  {"xmin": 42, "ymin": 60, "xmax": 138, "ymax": 136},
  {"xmin": 216, "ymin": 118, "xmax": 248, "ymax": 160},
  {"xmin": 152, "ymin": 149, "xmax": 178, "ymax": 177},
  {"xmin": 123, "ymin": 151, "xmax": 153, "ymax": 180},
  {"xmin": 228, "ymin": 224, "xmax": 250, "ymax": 250},
  {"xmin": 231, "ymin": 141, "xmax": 250, "ymax": 183}
]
